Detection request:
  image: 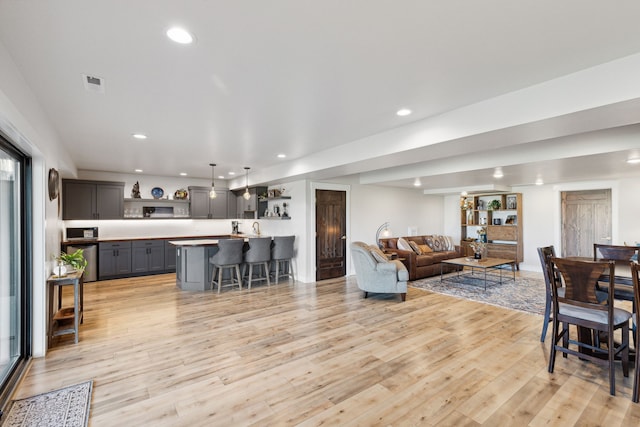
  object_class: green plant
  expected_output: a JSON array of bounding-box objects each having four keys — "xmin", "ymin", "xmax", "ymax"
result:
[
  {"xmin": 57, "ymin": 249, "xmax": 88, "ymax": 271},
  {"xmin": 488, "ymin": 199, "xmax": 501, "ymax": 210}
]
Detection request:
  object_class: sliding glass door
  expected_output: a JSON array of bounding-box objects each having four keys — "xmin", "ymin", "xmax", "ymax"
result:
[{"xmin": 0, "ymin": 134, "xmax": 30, "ymax": 405}]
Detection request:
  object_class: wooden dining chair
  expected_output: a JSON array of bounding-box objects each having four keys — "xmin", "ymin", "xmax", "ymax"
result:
[
  {"xmin": 631, "ymin": 261, "xmax": 640, "ymax": 403},
  {"xmin": 537, "ymin": 246, "xmax": 563, "ymax": 342},
  {"xmin": 548, "ymin": 257, "xmax": 631, "ymax": 396}
]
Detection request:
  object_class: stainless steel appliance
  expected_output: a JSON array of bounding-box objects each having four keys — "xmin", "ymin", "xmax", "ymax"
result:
[
  {"xmin": 66, "ymin": 227, "xmax": 98, "ymax": 240},
  {"xmin": 66, "ymin": 244, "xmax": 97, "ymax": 282},
  {"xmin": 65, "ymin": 227, "xmax": 98, "ymax": 282}
]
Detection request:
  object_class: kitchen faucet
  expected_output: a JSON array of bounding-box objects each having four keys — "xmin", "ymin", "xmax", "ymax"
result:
[{"xmin": 252, "ymin": 221, "xmax": 260, "ymax": 236}]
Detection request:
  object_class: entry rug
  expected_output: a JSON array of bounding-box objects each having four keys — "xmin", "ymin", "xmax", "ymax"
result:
[
  {"xmin": 410, "ymin": 272, "xmax": 546, "ymax": 315},
  {"xmin": 3, "ymin": 380, "xmax": 92, "ymax": 427}
]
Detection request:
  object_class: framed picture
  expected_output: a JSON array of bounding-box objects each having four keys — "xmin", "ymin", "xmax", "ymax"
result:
[
  {"xmin": 506, "ymin": 215, "xmax": 517, "ymax": 225},
  {"xmin": 267, "ymin": 190, "xmax": 275, "ymax": 198},
  {"xmin": 506, "ymin": 195, "xmax": 517, "ymax": 210}
]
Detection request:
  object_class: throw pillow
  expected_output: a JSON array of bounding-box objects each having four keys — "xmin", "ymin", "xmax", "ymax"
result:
[
  {"xmin": 425, "ymin": 235, "xmax": 444, "ymax": 251},
  {"xmin": 408, "ymin": 241, "xmax": 422, "ymax": 255},
  {"xmin": 442, "ymin": 236, "xmax": 456, "ymax": 251},
  {"xmin": 369, "ymin": 245, "xmax": 389, "ymax": 263},
  {"xmin": 435, "ymin": 235, "xmax": 451, "ymax": 251},
  {"xmin": 418, "ymin": 244, "xmax": 433, "ymax": 253},
  {"xmin": 397, "ymin": 237, "xmax": 413, "ymax": 252}
]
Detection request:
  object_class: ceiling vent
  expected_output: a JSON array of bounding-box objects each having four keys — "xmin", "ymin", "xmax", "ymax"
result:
[{"xmin": 82, "ymin": 74, "xmax": 105, "ymax": 94}]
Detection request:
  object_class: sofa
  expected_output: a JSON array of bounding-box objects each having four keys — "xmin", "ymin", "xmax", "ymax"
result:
[
  {"xmin": 350, "ymin": 242, "xmax": 408, "ymax": 301},
  {"xmin": 378, "ymin": 235, "xmax": 463, "ymax": 281}
]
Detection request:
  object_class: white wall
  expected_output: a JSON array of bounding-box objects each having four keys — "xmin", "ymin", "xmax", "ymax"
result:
[
  {"xmin": 0, "ymin": 39, "xmax": 74, "ymax": 357},
  {"xmin": 443, "ymin": 179, "xmax": 640, "ymax": 273}
]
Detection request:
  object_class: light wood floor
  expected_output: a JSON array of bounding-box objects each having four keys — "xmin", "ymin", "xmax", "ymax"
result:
[{"xmin": 13, "ymin": 273, "xmax": 640, "ymax": 426}]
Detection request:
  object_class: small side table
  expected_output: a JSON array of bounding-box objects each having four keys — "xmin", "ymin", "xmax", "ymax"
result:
[{"xmin": 47, "ymin": 270, "xmax": 84, "ymax": 347}]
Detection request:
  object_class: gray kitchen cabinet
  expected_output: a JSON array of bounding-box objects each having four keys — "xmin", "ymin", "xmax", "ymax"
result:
[
  {"xmin": 188, "ymin": 186, "xmax": 229, "ymax": 219},
  {"xmin": 63, "ymin": 179, "xmax": 124, "ymax": 220},
  {"xmin": 235, "ymin": 186, "xmax": 267, "ymax": 219},
  {"xmin": 164, "ymin": 240, "xmax": 177, "ymax": 271},
  {"xmin": 98, "ymin": 241, "xmax": 132, "ymax": 279},
  {"xmin": 132, "ymin": 240, "xmax": 165, "ymax": 273}
]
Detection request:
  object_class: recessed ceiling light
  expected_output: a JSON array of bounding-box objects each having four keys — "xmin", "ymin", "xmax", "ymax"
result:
[
  {"xmin": 179, "ymin": 172, "xmax": 187, "ymax": 176},
  {"xmin": 135, "ymin": 169, "xmax": 143, "ymax": 173},
  {"xmin": 166, "ymin": 27, "xmax": 194, "ymax": 44},
  {"xmin": 413, "ymin": 178, "xmax": 422, "ymax": 187},
  {"xmin": 396, "ymin": 108, "xmax": 412, "ymax": 116},
  {"xmin": 277, "ymin": 153, "xmax": 286, "ymax": 158},
  {"xmin": 535, "ymin": 177, "xmax": 544, "ymax": 185},
  {"xmin": 493, "ymin": 167, "xmax": 504, "ymax": 179},
  {"xmin": 228, "ymin": 171, "xmax": 235, "ymax": 175},
  {"xmin": 132, "ymin": 133, "xmax": 147, "ymax": 140},
  {"xmin": 218, "ymin": 175, "xmax": 225, "ymax": 179},
  {"xmin": 627, "ymin": 157, "xmax": 640, "ymax": 164}
]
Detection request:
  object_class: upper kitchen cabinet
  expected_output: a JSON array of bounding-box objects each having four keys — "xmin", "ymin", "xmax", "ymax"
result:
[
  {"xmin": 62, "ymin": 179, "xmax": 124, "ymax": 220},
  {"xmin": 235, "ymin": 186, "xmax": 267, "ymax": 219},
  {"xmin": 188, "ymin": 186, "xmax": 230, "ymax": 219}
]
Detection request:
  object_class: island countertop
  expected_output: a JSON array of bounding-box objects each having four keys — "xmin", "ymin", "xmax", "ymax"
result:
[
  {"xmin": 169, "ymin": 236, "xmax": 269, "ymax": 246},
  {"xmin": 169, "ymin": 239, "xmax": 221, "ymax": 246}
]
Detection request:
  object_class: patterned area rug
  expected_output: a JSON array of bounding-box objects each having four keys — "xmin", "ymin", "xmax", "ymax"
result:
[
  {"xmin": 410, "ymin": 271, "xmax": 545, "ymax": 315},
  {"xmin": 3, "ymin": 381, "xmax": 92, "ymax": 427}
]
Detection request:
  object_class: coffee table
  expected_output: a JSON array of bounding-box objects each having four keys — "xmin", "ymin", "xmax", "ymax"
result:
[{"xmin": 440, "ymin": 257, "xmax": 516, "ymax": 290}]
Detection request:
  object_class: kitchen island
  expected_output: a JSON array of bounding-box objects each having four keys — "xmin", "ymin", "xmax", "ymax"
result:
[{"xmin": 170, "ymin": 239, "xmax": 221, "ymax": 291}]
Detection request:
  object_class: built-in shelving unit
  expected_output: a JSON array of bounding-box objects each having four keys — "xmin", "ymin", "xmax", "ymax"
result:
[
  {"xmin": 123, "ymin": 198, "xmax": 190, "ymax": 218},
  {"xmin": 460, "ymin": 192, "xmax": 522, "ymax": 269},
  {"xmin": 259, "ymin": 195, "xmax": 292, "ymax": 219}
]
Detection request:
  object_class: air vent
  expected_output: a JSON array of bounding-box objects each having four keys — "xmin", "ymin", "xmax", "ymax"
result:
[{"xmin": 82, "ymin": 74, "xmax": 105, "ymax": 94}]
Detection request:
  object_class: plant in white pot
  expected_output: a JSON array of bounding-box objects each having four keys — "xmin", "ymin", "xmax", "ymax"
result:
[{"xmin": 53, "ymin": 249, "xmax": 88, "ymax": 276}]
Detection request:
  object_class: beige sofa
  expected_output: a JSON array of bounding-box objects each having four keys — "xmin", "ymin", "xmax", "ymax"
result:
[{"xmin": 379, "ymin": 235, "xmax": 462, "ymax": 281}]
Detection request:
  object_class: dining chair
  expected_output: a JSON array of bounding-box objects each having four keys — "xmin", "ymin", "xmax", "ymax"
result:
[
  {"xmin": 548, "ymin": 257, "xmax": 631, "ymax": 396},
  {"xmin": 209, "ymin": 239, "xmax": 244, "ymax": 293},
  {"xmin": 242, "ymin": 237, "xmax": 271, "ymax": 289},
  {"xmin": 593, "ymin": 243, "xmax": 638, "ymax": 302},
  {"xmin": 631, "ymin": 261, "xmax": 640, "ymax": 403},
  {"xmin": 537, "ymin": 245, "xmax": 564, "ymax": 342}
]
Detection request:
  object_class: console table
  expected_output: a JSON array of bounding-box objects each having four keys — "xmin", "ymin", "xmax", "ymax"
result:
[{"xmin": 47, "ymin": 270, "xmax": 84, "ymax": 347}]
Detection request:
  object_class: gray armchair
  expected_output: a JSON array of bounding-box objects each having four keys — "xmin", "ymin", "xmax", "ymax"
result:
[{"xmin": 350, "ymin": 241, "xmax": 408, "ymax": 301}]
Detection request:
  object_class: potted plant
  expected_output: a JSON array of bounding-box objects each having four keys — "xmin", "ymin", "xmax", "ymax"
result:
[
  {"xmin": 488, "ymin": 199, "xmax": 501, "ymax": 210},
  {"xmin": 53, "ymin": 249, "xmax": 88, "ymax": 276}
]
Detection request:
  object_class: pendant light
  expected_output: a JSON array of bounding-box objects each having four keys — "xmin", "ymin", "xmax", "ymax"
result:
[
  {"xmin": 209, "ymin": 163, "xmax": 217, "ymax": 199},
  {"xmin": 243, "ymin": 167, "xmax": 251, "ymax": 200}
]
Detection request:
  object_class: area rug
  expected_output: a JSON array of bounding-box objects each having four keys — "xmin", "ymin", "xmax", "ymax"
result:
[
  {"xmin": 410, "ymin": 271, "xmax": 546, "ymax": 315},
  {"xmin": 2, "ymin": 380, "xmax": 93, "ymax": 427}
]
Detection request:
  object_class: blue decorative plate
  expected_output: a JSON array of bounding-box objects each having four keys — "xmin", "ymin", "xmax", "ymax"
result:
[{"xmin": 151, "ymin": 187, "xmax": 164, "ymax": 199}]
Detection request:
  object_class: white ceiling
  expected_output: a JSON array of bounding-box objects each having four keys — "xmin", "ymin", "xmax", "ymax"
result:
[{"xmin": 2, "ymin": 1, "xmax": 640, "ymax": 192}]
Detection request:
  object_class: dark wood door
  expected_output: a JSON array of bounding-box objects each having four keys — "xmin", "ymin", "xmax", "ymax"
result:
[
  {"xmin": 561, "ymin": 189, "xmax": 612, "ymax": 257},
  {"xmin": 316, "ymin": 190, "xmax": 346, "ymax": 281}
]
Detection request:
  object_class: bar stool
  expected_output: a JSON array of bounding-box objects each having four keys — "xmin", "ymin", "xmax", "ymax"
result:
[
  {"xmin": 209, "ymin": 239, "xmax": 244, "ymax": 293},
  {"xmin": 243, "ymin": 237, "xmax": 272, "ymax": 289},
  {"xmin": 271, "ymin": 235, "xmax": 295, "ymax": 283}
]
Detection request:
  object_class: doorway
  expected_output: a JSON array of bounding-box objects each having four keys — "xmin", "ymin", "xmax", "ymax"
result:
[
  {"xmin": 561, "ymin": 189, "xmax": 612, "ymax": 257},
  {"xmin": 0, "ymin": 133, "xmax": 31, "ymax": 410},
  {"xmin": 316, "ymin": 190, "xmax": 346, "ymax": 281}
]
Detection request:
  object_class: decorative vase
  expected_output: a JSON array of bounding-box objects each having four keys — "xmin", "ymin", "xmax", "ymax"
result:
[{"xmin": 54, "ymin": 262, "xmax": 67, "ymax": 276}]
